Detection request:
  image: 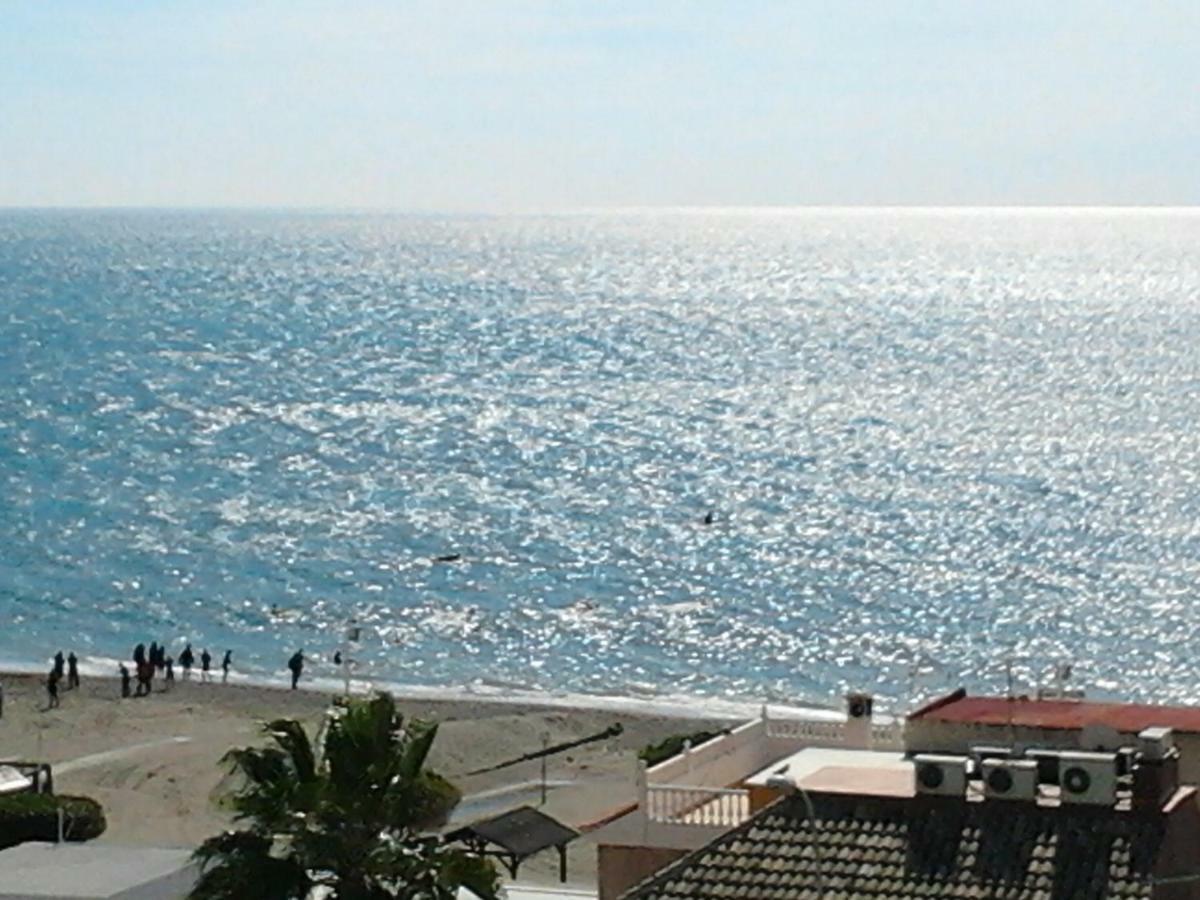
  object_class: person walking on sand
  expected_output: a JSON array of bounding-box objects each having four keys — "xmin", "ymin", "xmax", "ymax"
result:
[
  {"xmin": 201, "ymin": 649, "xmax": 212, "ymax": 682},
  {"xmin": 46, "ymin": 669, "xmax": 60, "ymax": 709},
  {"xmin": 165, "ymin": 656, "xmax": 175, "ymax": 686},
  {"xmin": 287, "ymin": 650, "xmax": 304, "ymax": 690},
  {"xmin": 179, "ymin": 644, "xmax": 194, "ymax": 680},
  {"xmin": 221, "ymin": 650, "xmax": 232, "ymax": 683},
  {"xmin": 119, "ymin": 663, "xmax": 131, "ymax": 698},
  {"xmin": 67, "ymin": 652, "xmax": 80, "ymax": 690}
]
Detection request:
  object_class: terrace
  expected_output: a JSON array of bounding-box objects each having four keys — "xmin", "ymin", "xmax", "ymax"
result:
[{"xmin": 592, "ymin": 695, "xmax": 906, "ymax": 899}]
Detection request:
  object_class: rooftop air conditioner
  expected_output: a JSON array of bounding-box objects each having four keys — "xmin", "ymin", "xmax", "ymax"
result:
[
  {"xmin": 913, "ymin": 754, "xmax": 968, "ymax": 797},
  {"xmin": 981, "ymin": 759, "xmax": 1038, "ymax": 801},
  {"xmin": 846, "ymin": 692, "xmax": 874, "ymax": 720},
  {"xmin": 1138, "ymin": 727, "xmax": 1175, "ymax": 761},
  {"xmin": 1057, "ymin": 751, "xmax": 1119, "ymax": 805}
]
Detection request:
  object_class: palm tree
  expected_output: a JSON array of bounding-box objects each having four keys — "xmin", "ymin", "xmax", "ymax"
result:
[{"xmin": 191, "ymin": 692, "xmax": 498, "ymax": 900}]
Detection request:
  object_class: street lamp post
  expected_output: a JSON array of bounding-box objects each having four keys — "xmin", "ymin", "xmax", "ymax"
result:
[
  {"xmin": 341, "ymin": 620, "xmax": 361, "ymax": 698},
  {"xmin": 766, "ymin": 774, "xmax": 826, "ymax": 898}
]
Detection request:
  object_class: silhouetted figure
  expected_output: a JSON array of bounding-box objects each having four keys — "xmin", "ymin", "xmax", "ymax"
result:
[
  {"xmin": 179, "ymin": 644, "xmax": 194, "ymax": 680},
  {"xmin": 119, "ymin": 664, "xmax": 132, "ymax": 698},
  {"xmin": 135, "ymin": 660, "xmax": 153, "ymax": 697},
  {"xmin": 67, "ymin": 652, "xmax": 80, "ymax": 690},
  {"xmin": 221, "ymin": 651, "xmax": 232, "ymax": 683},
  {"xmin": 155, "ymin": 643, "xmax": 167, "ymax": 672},
  {"xmin": 133, "ymin": 643, "xmax": 146, "ymax": 666},
  {"xmin": 287, "ymin": 650, "xmax": 304, "ymax": 690},
  {"xmin": 148, "ymin": 642, "xmax": 159, "ymax": 671},
  {"xmin": 53, "ymin": 651, "xmax": 65, "ymax": 680},
  {"xmin": 703, "ymin": 510, "xmax": 715, "ymax": 525},
  {"xmin": 46, "ymin": 669, "xmax": 60, "ymax": 709},
  {"xmin": 201, "ymin": 649, "xmax": 212, "ymax": 682},
  {"xmin": 165, "ymin": 657, "xmax": 175, "ymax": 685},
  {"xmin": 333, "ymin": 650, "xmax": 342, "ymax": 666}
]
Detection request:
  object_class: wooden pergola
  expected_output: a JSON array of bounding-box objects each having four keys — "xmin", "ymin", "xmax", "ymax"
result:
[{"xmin": 447, "ymin": 806, "xmax": 580, "ymax": 882}]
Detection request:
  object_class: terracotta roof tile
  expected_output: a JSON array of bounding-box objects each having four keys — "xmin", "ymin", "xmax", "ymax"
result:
[
  {"xmin": 621, "ymin": 793, "xmax": 1163, "ymax": 900},
  {"xmin": 907, "ymin": 693, "xmax": 1200, "ymax": 733}
]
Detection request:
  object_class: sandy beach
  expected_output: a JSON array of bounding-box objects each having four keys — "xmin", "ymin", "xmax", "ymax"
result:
[{"xmin": 0, "ymin": 670, "xmax": 734, "ymax": 887}]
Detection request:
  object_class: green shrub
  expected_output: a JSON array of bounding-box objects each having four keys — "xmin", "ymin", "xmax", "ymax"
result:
[
  {"xmin": 0, "ymin": 794, "xmax": 107, "ymax": 849},
  {"xmin": 409, "ymin": 772, "xmax": 462, "ymax": 829},
  {"xmin": 639, "ymin": 729, "xmax": 728, "ymax": 768}
]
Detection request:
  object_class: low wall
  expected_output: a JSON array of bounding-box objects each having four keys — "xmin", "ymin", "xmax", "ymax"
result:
[
  {"xmin": 644, "ymin": 718, "xmax": 771, "ymax": 790},
  {"xmin": 598, "ymin": 845, "xmax": 688, "ymax": 900}
]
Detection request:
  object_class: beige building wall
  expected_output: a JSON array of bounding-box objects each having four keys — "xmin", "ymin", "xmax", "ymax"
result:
[{"xmin": 598, "ymin": 845, "xmax": 688, "ymax": 900}]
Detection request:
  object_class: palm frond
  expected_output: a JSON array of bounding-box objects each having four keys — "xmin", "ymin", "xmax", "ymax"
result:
[{"xmin": 265, "ymin": 718, "xmax": 318, "ymax": 784}]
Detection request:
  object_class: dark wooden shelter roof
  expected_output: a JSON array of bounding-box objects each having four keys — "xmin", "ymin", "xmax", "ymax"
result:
[{"xmin": 449, "ymin": 805, "xmax": 578, "ymax": 857}]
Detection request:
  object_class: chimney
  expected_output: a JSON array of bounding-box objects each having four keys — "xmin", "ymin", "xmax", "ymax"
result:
[
  {"xmin": 1133, "ymin": 726, "xmax": 1179, "ymax": 809},
  {"xmin": 845, "ymin": 692, "xmax": 874, "ymax": 748}
]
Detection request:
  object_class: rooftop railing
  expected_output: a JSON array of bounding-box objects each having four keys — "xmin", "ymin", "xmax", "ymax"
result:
[{"xmin": 644, "ymin": 784, "xmax": 751, "ymax": 828}]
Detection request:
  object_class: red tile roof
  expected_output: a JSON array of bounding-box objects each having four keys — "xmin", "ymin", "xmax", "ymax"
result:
[{"xmin": 908, "ymin": 690, "xmax": 1200, "ymax": 733}]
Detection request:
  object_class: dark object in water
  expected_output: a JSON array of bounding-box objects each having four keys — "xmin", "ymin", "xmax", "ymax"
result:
[
  {"xmin": 703, "ymin": 510, "xmax": 715, "ymax": 525},
  {"xmin": 434, "ymin": 553, "xmax": 462, "ymax": 563}
]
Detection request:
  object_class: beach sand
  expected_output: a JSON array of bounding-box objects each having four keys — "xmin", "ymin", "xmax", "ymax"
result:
[{"xmin": 0, "ymin": 671, "xmax": 734, "ymax": 887}]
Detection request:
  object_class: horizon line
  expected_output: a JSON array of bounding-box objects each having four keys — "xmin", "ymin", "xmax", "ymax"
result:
[{"xmin": 2, "ymin": 202, "xmax": 1199, "ymax": 216}]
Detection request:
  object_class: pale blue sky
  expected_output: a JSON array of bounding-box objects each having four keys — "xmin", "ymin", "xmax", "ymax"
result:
[{"xmin": 1, "ymin": 1, "xmax": 1196, "ymax": 209}]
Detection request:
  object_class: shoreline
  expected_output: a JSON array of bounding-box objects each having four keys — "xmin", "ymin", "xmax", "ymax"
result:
[{"xmin": 0, "ymin": 655, "xmax": 840, "ymax": 723}]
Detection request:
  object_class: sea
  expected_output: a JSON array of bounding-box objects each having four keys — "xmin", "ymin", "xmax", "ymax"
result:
[{"xmin": 2, "ymin": 207, "xmax": 1199, "ymax": 715}]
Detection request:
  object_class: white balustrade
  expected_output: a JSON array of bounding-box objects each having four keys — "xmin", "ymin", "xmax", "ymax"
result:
[
  {"xmin": 645, "ymin": 784, "xmax": 751, "ymax": 827},
  {"xmin": 764, "ymin": 717, "xmax": 846, "ymax": 742}
]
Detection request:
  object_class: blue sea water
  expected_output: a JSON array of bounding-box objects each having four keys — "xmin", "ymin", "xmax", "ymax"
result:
[{"xmin": 2, "ymin": 208, "xmax": 1199, "ymax": 710}]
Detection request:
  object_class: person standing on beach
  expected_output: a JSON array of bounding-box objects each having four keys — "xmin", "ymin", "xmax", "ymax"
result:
[
  {"xmin": 135, "ymin": 659, "xmax": 154, "ymax": 697},
  {"xmin": 119, "ymin": 663, "xmax": 131, "ymax": 698},
  {"xmin": 201, "ymin": 649, "xmax": 212, "ymax": 682},
  {"xmin": 165, "ymin": 656, "xmax": 175, "ymax": 686},
  {"xmin": 46, "ymin": 669, "xmax": 60, "ymax": 709},
  {"xmin": 221, "ymin": 650, "xmax": 232, "ymax": 683},
  {"xmin": 133, "ymin": 643, "xmax": 146, "ymax": 667},
  {"xmin": 180, "ymin": 644, "xmax": 194, "ymax": 680},
  {"xmin": 53, "ymin": 651, "xmax": 65, "ymax": 681},
  {"xmin": 67, "ymin": 652, "xmax": 80, "ymax": 690},
  {"xmin": 287, "ymin": 650, "xmax": 304, "ymax": 690}
]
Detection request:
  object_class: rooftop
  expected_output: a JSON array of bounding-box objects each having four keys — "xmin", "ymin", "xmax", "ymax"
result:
[
  {"xmin": 745, "ymin": 748, "xmax": 914, "ymax": 798},
  {"xmin": 622, "ymin": 790, "xmax": 1180, "ymax": 900},
  {"xmin": 909, "ymin": 688, "xmax": 1200, "ymax": 734},
  {"xmin": 0, "ymin": 842, "xmax": 198, "ymax": 899}
]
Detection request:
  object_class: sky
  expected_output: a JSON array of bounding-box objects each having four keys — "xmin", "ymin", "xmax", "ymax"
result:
[{"xmin": 0, "ymin": 1, "xmax": 1197, "ymax": 210}]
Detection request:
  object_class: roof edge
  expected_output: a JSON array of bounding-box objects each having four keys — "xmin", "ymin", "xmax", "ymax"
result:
[{"xmin": 907, "ymin": 687, "xmax": 967, "ymax": 720}]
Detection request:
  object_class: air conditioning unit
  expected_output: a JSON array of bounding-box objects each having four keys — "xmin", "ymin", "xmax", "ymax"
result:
[
  {"xmin": 981, "ymin": 759, "xmax": 1038, "ymax": 801},
  {"xmin": 1138, "ymin": 727, "xmax": 1175, "ymax": 761},
  {"xmin": 913, "ymin": 754, "xmax": 968, "ymax": 797},
  {"xmin": 1057, "ymin": 751, "xmax": 1119, "ymax": 805},
  {"xmin": 846, "ymin": 692, "xmax": 874, "ymax": 720}
]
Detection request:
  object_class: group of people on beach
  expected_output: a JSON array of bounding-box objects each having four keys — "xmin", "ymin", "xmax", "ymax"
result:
[
  {"xmin": 117, "ymin": 642, "xmax": 234, "ymax": 698},
  {"xmin": 43, "ymin": 644, "xmax": 307, "ymax": 707},
  {"xmin": 44, "ymin": 651, "xmax": 81, "ymax": 708}
]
